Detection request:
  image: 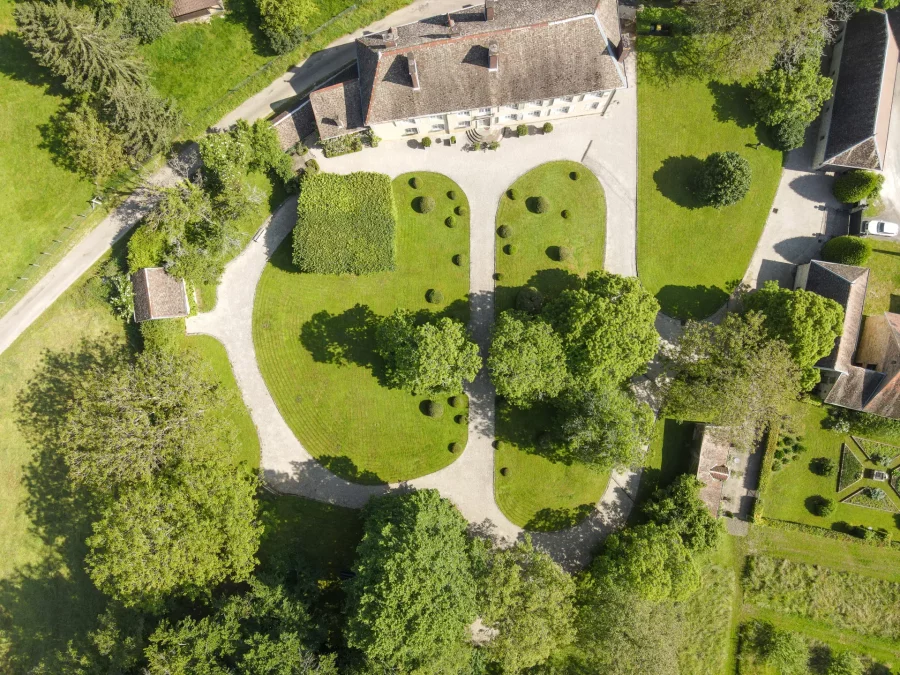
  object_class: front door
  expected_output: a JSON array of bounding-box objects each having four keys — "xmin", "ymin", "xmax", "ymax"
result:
[{"xmin": 476, "ymin": 116, "xmax": 491, "ymax": 129}]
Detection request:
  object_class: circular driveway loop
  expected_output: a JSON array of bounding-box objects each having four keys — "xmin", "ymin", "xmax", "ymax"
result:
[{"xmin": 188, "ymin": 94, "xmax": 639, "ymax": 570}]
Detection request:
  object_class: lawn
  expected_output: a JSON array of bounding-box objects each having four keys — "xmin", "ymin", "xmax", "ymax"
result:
[
  {"xmin": 636, "ymin": 41, "xmax": 783, "ymax": 319},
  {"xmin": 492, "ymin": 160, "xmax": 609, "ymax": 530},
  {"xmin": 762, "ymin": 401, "xmax": 900, "ymax": 535},
  {"xmin": 254, "ymin": 172, "xmax": 470, "ymax": 484},
  {"xmin": 863, "ymin": 239, "xmax": 900, "ymax": 316},
  {"xmin": 634, "ymin": 417, "xmax": 696, "ymax": 505}
]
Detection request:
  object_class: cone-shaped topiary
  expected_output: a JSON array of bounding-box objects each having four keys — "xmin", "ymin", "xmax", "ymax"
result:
[
  {"xmin": 410, "ymin": 176, "xmax": 420, "ymax": 189},
  {"xmin": 561, "ymin": 209, "xmax": 571, "ymax": 219},
  {"xmin": 455, "ymin": 205, "xmax": 467, "ymax": 216},
  {"xmin": 447, "ymin": 190, "xmax": 457, "ymax": 200},
  {"xmin": 445, "ymin": 216, "xmax": 456, "ymax": 228}
]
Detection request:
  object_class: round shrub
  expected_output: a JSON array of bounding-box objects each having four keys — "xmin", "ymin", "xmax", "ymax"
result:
[
  {"xmin": 533, "ymin": 196, "xmax": 550, "ymax": 214},
  {"xmin": 426, "ymin": 288, "xmax": 444, "ymax": 304},
  {"xmin": 500, "ymin": 467, "xmax": 510, "ymax": 476},
  {"xmin": 771, "ymin": 117, "xmax": 807, "ymax": 152},
  {"xmin": 455, "ymin": 205, "xmax": 468, "ymax": 216},
  {"xmin": 865, "ymin": 487, "xmax": 886, "ymax": 501},
  {"xmin": 447, "ymin": 190, "xmax": 457, "ymax": 200},
  {"xmin": 493, "ymin": 273, "xmax": 503, "ymax": 281},
  {"xmin": 507, "ymin": 188, "xmax": 519, "ymax": 200},
  {"xmin": 516, "ymin": 124, "xmax": 528, "ymax": 137},
  {"xmin": 811, "ymin": 496, "xmax": 836, "ymax": 517},
  {"xmin": 422, "ymin": 137, "xmax": 433, "ymax": 148},
  {"xmin": 449, "ymin": 394, "xmax": 468, "ymax": 408},
  {"xmin": 415, "ymin": 195, "xmax": 436, "ymax": 214},
  {"xmin": 810, "ymin": 457, "xmax": 835, "ymax": 476},
  {"xmin": 821, "ymin": 236, "xmax": 872, "ymax": 266},
  {"xmin": 561, "ymin": 209, "xmax": 571, "ymax": 219},
  {"xmin": 695, "ymin": 151, "xmax": 752, "ymax": 208},
  {"xmin": 569, "ymin": 171, "xmax": 579, "ymax": 181},
  {"xmin": 449, "ymin": 442, "xmax": 462, "ymax": 453},
  {"xmin": 558, "ymin": 246, "xmax": 573, "ymax": 262},
  {"xmin": 410, "ymin": 176, "xmax": 421, "ymax": 189},
  {"xmin": 497, "ymin": 225, "xmax": 512, "ymax": 238},
  {"xmin": 455, "ymin": 413, "xmax": 468, "ymax": 425},
  {"xmin": 516, "ymin": 286, "xmax": 544, "ymax": 313},
  {"xmin": 542, "ymin": 122, "xmax": 553, "ymax": 133},
  {"xmin": 445, "ymin": 216, "xmax": 456, "ymax": 228},
  {"xmin": 452, "ymin": 254, "xmax": 465, "ymax": 266},
  {"xmin": 424, "ymin": 400, "xmax": 444, "ymax": 418},
  {"xmin": 833, "ymin": 169, "xmax": 885, "ymax": 204},
  {"xmin": 504, "ymin": 244, "xmax": 517, "ymax": 255}
]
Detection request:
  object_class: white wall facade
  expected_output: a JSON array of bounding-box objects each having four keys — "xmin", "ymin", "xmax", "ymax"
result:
[{"xmin": 370, "ymin": 89, "xmax": 617, "ymax": 141}]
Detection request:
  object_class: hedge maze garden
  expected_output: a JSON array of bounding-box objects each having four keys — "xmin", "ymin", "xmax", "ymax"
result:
[{"xmin": 254, "ymin": 171, "xmax": 471, "ymax": 483}]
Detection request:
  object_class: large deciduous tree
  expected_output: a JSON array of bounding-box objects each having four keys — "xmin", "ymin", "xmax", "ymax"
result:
[
  {"xmin": 641, "ymin": 475, "xmax": 722, "ymax": 553},
  {"xmin": 749, "ymin": 56, "xmax": 832, "ymax": 128},
  {"xmin": 555, "ymin": 384, "xmax": 654, "ymax": 469},
  {"xmin": 345, "ymin": 490, "xmax": 476, "ymax": 673},
  {"xmin": 476, "ymin": 537, "xmax": 576, "ymax": 673},
  {"xmin": 743, "ymin": 281, "xmax": 844, "ymax": 391},
  {"xmin": 664, "ymin": 312, "xmax": 802, "ymax": 450},
  {"xmin": 257, "ymin": 0, "xmax": 318, "ymax": 53},
  {"xmin": 15, "ymin": 2, "xmax": 148, "ymax": 95},
  {"xmin": 488, "ymin": 310, "xmax": 568, "ymax": 407},
  {"xmin": 85, "ymin": 461, "xmax": 262, "ymax": 610},
  {"xmin": 695, "ymin": 151, "xmax": 752, "ymax": 209},
  {"xmin": 376, "ymin": 310, "xmax": 481, "ymax": 395},
  {"xmin": 544, "ymin": 271, "xmax": 659, "ymax": 387}
]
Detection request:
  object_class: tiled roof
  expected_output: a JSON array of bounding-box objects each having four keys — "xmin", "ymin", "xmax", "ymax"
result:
[
  {"xmin": 825, "ymin": 366, "xmax": 884, "ymax": 410},
  {"xmin": 823, "ymin": 10, "xmax": 894, "ymax": 169},
  {"xmin": 805, "ymin": 260, "xmax": 868, "ymax": 371},
  {"xmin": 272, "ymin": 101, "xmax": 317, "ymax": 151},
  {"xmin": 131, "ymin": 268, "xmax": 189, "ymax": 323},
  {"xmin": 694, "ymin": 425, "xmax": 730, "ymax": 518},
  {"xmin": 354, "ymin": 0, "xmax": 624, "ymax": 126},
  {"xmin": 171, "ymin": 0, "xmax": 219, "ymax": 19},
  {"xmin": 309, "ymin": 80, "xmax": 366, "ymax": 140}
]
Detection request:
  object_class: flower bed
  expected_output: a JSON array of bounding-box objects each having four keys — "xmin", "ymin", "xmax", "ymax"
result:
[
  {"xmin": 838, "ymin": 443, "xmax": 864, "ymax": 492},
  {"xmin": 842, "ymin": 488, "xmax": 900, "ymax": 513},
  {"xmin": 852, "ymin": 436, "xmax": 900, "ymax": 467}
]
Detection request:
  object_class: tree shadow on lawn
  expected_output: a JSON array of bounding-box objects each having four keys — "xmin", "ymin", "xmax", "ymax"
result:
[
  {"xmin": 496, "ymin": 400, "xmax": 582, "ymax": 467},
  {"xmin": 495, "ymin": 269, "xmax": 580, "ymax": 313},
  {"xmin": 653, "ymin": 155, "xmax": 704, "ymax": 209},
  {"xmin": 300, "ymin": 304, "xmax": 379, "ymax": 369},
  {"xmin": 706, "ymin": 81, "xmax": 756, "ymax": 129},
  {"xmin": 316, "ymin": 455, "xmax": 385, "ymax": 485},
  {"xmin": 655, "ymin": 284, "xmax": 729, "ymax": 321},
  {"xmin": 524, "ymin": 504, "xmax": 595, "ymax": 532}
]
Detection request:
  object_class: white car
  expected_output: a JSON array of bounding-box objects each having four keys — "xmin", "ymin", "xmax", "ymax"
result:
[{"xmin": 864, "ymin": 220, "xmax": 900, "ymax": 236}]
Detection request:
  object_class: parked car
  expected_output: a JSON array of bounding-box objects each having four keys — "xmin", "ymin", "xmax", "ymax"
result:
[{"xmin": 864, "ymin": 220, "xmax": 900, "ymax": 236}]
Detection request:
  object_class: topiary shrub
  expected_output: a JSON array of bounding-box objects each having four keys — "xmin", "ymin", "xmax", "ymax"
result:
[
  {"xmin": 558, "ymin": 246, "xmax": 573, "ymax": 262},
  {"xmin": 533, "ymin": 196, "xmax": 550, "ymax": 214},
  {"xmin": 569, "ymin": 171, "xmax": 579, "ymax": 181},
  {"xmin": 810, "ymin": 457, "xmax": 835, "ymax": 476},
  {"xmin": 449, "ymin": 442, "xmax": 462, "ymax": 453},
  {"xmin": 455, "ymin": 413, "xmax": 468, "ymax": 425},
  {"xmin": 497, "ymin": 225, "xmax": 512, "ymax": 238},
  {"xmin": 771, "ymin": 117, "xmax": 807, "ymax": 152},
  {"xmin": 810, "ymin": 495, "xmax": 836, "ymax": 517},
  {"xmin": 561, "ymin": 209, "xmax": 571, "ymax": 219},
  {"xmin": 425, "ymin": 400, "xmax": 444, "ymax": 418},
  {"xmin": 500, "ymin": 467, "xmax": 510, "ymax": 476},
  {"xmin": 542, "ymin": 122, "xmax": 553, "ymax": 133},
  {"xmin": 449, "ymin": 394, "xmax": 468, "ymax": 409},
  {"xmin": 410, "ymin": 176, "xmax": 420, "ymax": 189},
  {"xmin": 507, "ymin": 188, "xmax": 519, "ymax": 200},
  {"xmin": 447, "ymin": 190, "xmax": 457, "ymax": 200},
  {"xmin": 455, "ymin": 205, "xmax": 467, "ymax": 216},
  {"xmin": 493, "ymin": 273, "xmax": 503, "ymax": 281},
  {"xmin": 695, "ymin": 151, "xmax": 752, "ymax": 208},
  {"xmin": 516, "ymin": 286, "xmax": 544, "ymax": 313},
  {"xmin": 445, "ymin": 216, "xmax": 456, "ymax": 228},
  {"xmin": 140, "ymin": 318, "xmax": 185, "ymax": 353},
  {"xmin": 488, "ymin": 141, "xmax": 500, "ymax": 151},
  {"xmin": 415, "ymin": 195, "xmax": 436, "ymax": 214},
  {"xmin": 422, "ymin": 137, "xmax": 432, "ymax": 148},
  {"xmin": 504, "ymin": 244, "xmax": 517, "ymax": 255},
  {"xmin": 426, "ymin": 288, "xmax": 444, "ymax": 304},
  {"xmin": 516, "ymin": 124, "xmax": 528, "ymax": 137},
  {"xmin": 452, "ymin": 254, "xmax": 465, "ymax": 266},
  {"xmin": 821, "ymin": 236, "xmax": 872, "ymax": 266},
  {"xmin": 833, "ymin": 169, "xmax": 884, "ymax": 204}
]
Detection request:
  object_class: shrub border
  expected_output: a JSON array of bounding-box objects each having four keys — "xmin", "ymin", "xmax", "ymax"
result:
[
  {"xmin": 751, "ymin": 423, "xmax": 780, "ymax": 523},
  {"xmin": 757, "ymin": 517, "xmax": 900, "ymax": 550}
]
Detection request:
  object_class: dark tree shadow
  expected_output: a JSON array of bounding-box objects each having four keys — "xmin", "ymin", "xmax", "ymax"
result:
[
  {"xmin": 804, "ymin": 495, "xmax": 828, "ymax": 515},
  {"xmin": 707, "ymin": 81, "xmax": 756, "ymax": 129},
  {"xmin": 652, "ymin": 155, "xmax": 703, "ymax": 209},
  {"xmin": 0, "ymin": 31, "xmax": 60, "ymax": 90},
  {"xmin": 299, "ymin": 304, "xmax": 378, "ymax": 369},
  {"xmin": 316, "ymin": 455, "xmax": 384, "ymax": 485},
  {"xmin": 655, "ymin": 284, "xmax": 728, "ymax": 320},
  {"xmin": 808, "ymin": 644, "xmax": 832, "ymax": 674},
  {"xmin": 524, "ymin": 504, "xmax": 594, "ymax": 532},
  {"xmin": 269, "ymin": 236, "xmax": 302, "ymax": 273}
]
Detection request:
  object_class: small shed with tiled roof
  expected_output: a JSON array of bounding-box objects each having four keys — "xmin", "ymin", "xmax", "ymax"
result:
[
  {"xmin": 131, "ymin": 268, "xmax": 190, "ymax": 323},
  {"xmin": 692, "ymin": 425, "xmax": 731, "ymax": 518},
  {"xmin": 170, "ymin": 0, "xmax": 222, "ymax": 23}
]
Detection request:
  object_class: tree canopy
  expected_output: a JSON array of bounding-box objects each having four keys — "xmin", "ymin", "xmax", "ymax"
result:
[
  {"xmin": 257, "ymin": 0, "xmax": 318, "ymax": 53},
  {"xmin": 488, "ymin": 310, "xmax": 568, "ymax": 406},
  {"xmin": 832, "ymin": 170, "xmax": 885, "ymax": 205},
  {"xmin": 695, "ymin": 151, "xmax": 752, "ymax": 209},
  {"xmin": 476, "ymin": 537, "xmax": 576, "ymax": 673},
  {"xmin": 641, "ymin": 475, "xmax": 722, "ymax": 553},
  {"xmin": 664, "ymin": 312, "xmax": 802, "ymax": 449},
  {"xmin": 743, "ymin": 281, "xmax": 844, "ymax": 391},
  {"xmin": 821, "ymin": 235, "xmax": 872, "ymax": 266},
  {"xmin": 376, "ymin": 310, "xmax": 482, "ymax": 395},
  {"xmin": 345, "ymin": 490, "xmax": 477, "ymax": 673},
  {"xmin": 545, "ymin": 271, "xmax": 659, "ymax": 387},
  {"xmin": 749, "ymin": 56, "xmax": 832, "ymax": 129}
]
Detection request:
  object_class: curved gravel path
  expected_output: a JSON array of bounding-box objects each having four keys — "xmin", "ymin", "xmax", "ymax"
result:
[{"xmin": 188, "ymin": 88, "xmax": 639, "ymax": 569}]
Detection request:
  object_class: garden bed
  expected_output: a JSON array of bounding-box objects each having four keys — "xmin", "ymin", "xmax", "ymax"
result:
[
  {"xmin": 842, "ymin": 488, "xmax": 900, "ymax": 513},
  {"xmin": 839, "ymin": 444, "xmax": 865, "ymax": 492},
  {"xmin": 852, "ymin": 437, "xmax": 900, "ymax": 468},
  {"xmin": 254, "ymin": 172, "xmax": 470, "ymax": 483},
  {"xmin": 492, "ymin": 160, "xmax": 609, "ymax": 529}
]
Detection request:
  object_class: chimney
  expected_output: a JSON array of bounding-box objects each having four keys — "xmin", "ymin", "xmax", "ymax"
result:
[
  {"xmin": 407, "ymin": 52, "xmax": 420, "ymax": 91},
  {"xmin": 385, "ymin": 26, "xmax": 398, "ymax": 47},
  {"xmin": 447, "ymin": 13, "xmax": 454, "ymax": 28},
  {"xmin": 615, "ymin": 37, "xmax": 632, "ymax": 63},
  {"xmin": 335, "ymin": 115, "xmax": 344, "ymax": 129},
  {"xmin": 485, "ymin": 0, "xmax": 496, "ymax": 21},
  {"xmin": 488, "ymin": 40, "xmax": 499, "ymax": 72}
]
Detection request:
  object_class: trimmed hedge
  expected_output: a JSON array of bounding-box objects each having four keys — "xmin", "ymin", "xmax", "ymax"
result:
[
  {"xmin": 504, "ymin": 244, "xmax": 517, "ymax": 255},
  {"xmin": 452, "ymin": 254, "xmax": 465, "ymax": 266},
  {"xmin": 497, "ymin": 225, "xmax": 512, "ymax": 238},
  {"xmin": 447, "ymin": 190, "xmax": 457, "ymax": 200},
  {"xmin": 751, "ymin": 424, "xmax": 781, "ymax": 523},
  {"xmin": 455, "ymin": 205, "xmax": 468, "ymax": 216},
  {"xmin": 455, "ymin": 413, "xmax": 468, "ymax": 425},
  {"xmin": 542, "ymin": 122, "xmax": 553, "ymax": 133},
  {"xmin": 410, "ymin": 177, "xmax": 420, "ymax": 189},
  {"xmin": 561, "ymin": 210, "xmax": 571, "ymax": 219},
  {"xmin": 507, "ymin": 188, "xmax": 519, "ymax": 200},
  {"xmin": 293, "ymin": 172, "xmax": 396, "ymax": 275},
  {"xmin": 449, "ymin": 442, "xmax": 462, "ymax": 453},
  {"xmin": 758, "ymin": 517, "xmax": 900, "ymax": 550},
  {"xmin": 821, "ymin": 236, "xmax": 872, "ymax": 266},
  {"xmin": 833, "ymin": 169, "xmax": 884, "ymax": 204}
]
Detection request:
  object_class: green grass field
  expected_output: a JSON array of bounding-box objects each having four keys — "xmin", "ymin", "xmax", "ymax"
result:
[
  {"xmin": 763, "ymin": 402, "xmax": 900, "ymax": 535},
  {"xmin": 492, "ymin": 161, "xmax": 609, "ymax": 530},
  {"xmin": 636, "ymin": 43, "xmax": 782, "ymax": 319},
  {"xmin": 634, "ymin": 417, "xmax": 696, "ymax": 505},
  {"xmin": 254, "ymin": 172, "xmax": 470, "ymax": 484},
  {"xmin": 863, "ymin": 239, "xmax": 900, "ymax": 316}
]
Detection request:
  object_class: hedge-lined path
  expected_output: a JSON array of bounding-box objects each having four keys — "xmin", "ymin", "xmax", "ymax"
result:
[{"xmin": 188, "ymin": 65, "xmax": 641, "ymax": 569}]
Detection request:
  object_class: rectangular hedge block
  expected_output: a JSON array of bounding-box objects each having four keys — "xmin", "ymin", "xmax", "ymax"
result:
[{"xmin": 293, "ymin": 172, "xmax": 396, "ymax": 275}]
